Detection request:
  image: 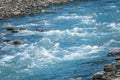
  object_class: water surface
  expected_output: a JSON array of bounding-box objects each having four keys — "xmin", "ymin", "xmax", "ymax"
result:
[{"xmin": 0, "ymin": 0, "xmax": 120, "ymax": 80}]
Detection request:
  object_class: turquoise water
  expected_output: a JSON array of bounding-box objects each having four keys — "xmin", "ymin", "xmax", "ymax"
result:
[{"xmin": 0, "ymin": 0, "xmax": 120, "ymax": 80}]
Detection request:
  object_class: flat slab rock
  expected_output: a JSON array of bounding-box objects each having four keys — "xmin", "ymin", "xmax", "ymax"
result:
[{"xmin": 108, "ymin": 49, "xmax": 120, "ymax": 57}]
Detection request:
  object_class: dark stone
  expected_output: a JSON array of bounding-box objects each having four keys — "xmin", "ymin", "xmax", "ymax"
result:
[
  {"xmin": 35, "ymin": 29, "xmax": 44, "ymax": 32},
  {"xmin": 11, "ymin": 30, "xmax": 19, "ymax": 33},
  {"xmin": 115, "ymin": 57, "xmax": 120, "ymax": 61},
  {"xmin": 3, "ymin": 39, "xmax": 11, "ymax": 42},
  {"xmin": 12, "ymin": 40, "xmax": 24, "ymax": 45},
  {"xmin": 108, "ymin": 49, "xmax": 120, "ymax": 57},
  {"xmin": 6, "ymin": 27, "xmax": 16, "ymax": 31},
  {"xmin": 104, "ymin": 64, "xmax": 113, "ymax": 72}
]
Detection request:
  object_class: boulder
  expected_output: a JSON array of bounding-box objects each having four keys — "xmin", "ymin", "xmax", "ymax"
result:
[
  {"xmin": 104, "ymin": 64, "xmax": 113, "ymax": 72},
  {"xmin": 12, "ymin": 40, "xmax": 24, "ymax": 45},
  {"xmin": 108, "ymin": 49, "xmax": 120, "ymax": 57},
  {"xmin": 92, "ymin": 72, "xmax": 105, "ymax": 80},
  {"xmin": 115, "ymin": 57, "xmax": 120, "ymax": 61}
]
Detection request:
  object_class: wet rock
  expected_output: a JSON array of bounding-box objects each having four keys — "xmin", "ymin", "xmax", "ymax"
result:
[
  {"xmin": 93, "ymin": 72, "xmax": 105, "ymax": 80},
  {"xmin": 12, "ymin": 40, "xmax": 24, "ymax": 45},
  {"xmin": 18, "ymin": 27, "xmax": 27, "ymax": 30},
  {"xmin": 6, "ymin": 27, "xmax": 27, "ymax": 33},
  {"xmin": 116, "ymin": 60, "xmax": 120, "ymax": 69},
  {"xmin": 6, "ymin": 27, "xmax": 17, "ymax": 31},
  {"xmin": 35, "ymin": 29, "xmax": 44, "ymax": 32},
  {"xmin": 115, "ymin": 57, "xmax": 120, "ymax": 61},
  {"xmin": 108, "ymin": 49, "xmax": 120, "ymax": 57},
  {"xmin": 104, "ymin": 64, "xmax": 113, "ymax": 72},
  {"xmin": 11, "ymin": 30, "xmax": 19, "ymax": 33},
  {"xmin": 3, "ymin": 39, "xmax": 11, "ymax": 42}
]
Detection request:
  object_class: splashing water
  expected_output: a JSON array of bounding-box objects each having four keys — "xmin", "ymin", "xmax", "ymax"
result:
[{"xmin": 0, "ymin": 0, "xmax": 120, "ymax": 80}]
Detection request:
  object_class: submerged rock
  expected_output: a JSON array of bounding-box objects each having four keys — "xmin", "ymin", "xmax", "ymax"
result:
[
  {"xmin": 3, "ymin": 39, "xmax": 11, "ymax": 42},
  {"xmin": 116, "ymin": 60, "xmax": 120, "ymax": 69},
  {"xmin": 6, "ymin": 27, "xmax": 17, "ymax": 31},
  {"xmin": 12, "ymin": 40, "xmax": 24, "ymax": 45},
  {"xmin": 108, "ymin": 49, "xmax": 120, "ymax": 57},
  {"xmin": 6, "ymin": 27, "xmax": 27, "ymax": 33},
  {"xmin": 18, "ymin": 27, "xmax": 27, "ymax": 30},
  {"xmin": 35, "ymin": 29, "xmax": 44, "ymax": 32}
]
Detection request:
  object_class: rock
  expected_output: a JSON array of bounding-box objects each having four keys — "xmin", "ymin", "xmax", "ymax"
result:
[
  {"xmin": 92, "ymin": 72, "xmax": 105, "ymax": 80},
  {"xmin": 40, "ymin": 9, "xmax": 55, "ymax": 14},
  {"xmin": 35, "ymin": 29, "xmax": 44, "ymax": 32},
  {"xmin": 104, "ymin": 64, "xmax": 113, "ymax": 72},
  {"xmin": 12, "ymin": 40, "xmax": 24, "ymax": 45},
  {"xmin": 12, "ymin": 11, "xmax": 21, "ymax": 16},
  {"xmin": 11, "ymin": 30, "xmax": 19, "ymax": 33},
  {"xmin": 108, "ymin": 49, "xmax": 120, "ymax": 57},
  {"xmin": 18, "ymin": 27, "xmax": 27, "ymax": 30},
  {"xmin": 116, "ymin": 60, "xmax": 120, "ymax": 69},
  {"xmin": 6, "ymin": 27, "xmax": 17, "ymax": 31},
  {"xmin": 115, "ymin": 57, "xmax": 120, "ymax": 61},
  {"xmin": 3, "ymin": 39, "xmax": 11, "ymax": 42},
  {"xmin": 6, "ymin": 27, "xmax": 27, "ymax": 33}
]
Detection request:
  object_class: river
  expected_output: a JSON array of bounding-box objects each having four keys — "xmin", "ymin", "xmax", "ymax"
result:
[{"xmin": 0, "ymin": 0, "xmax": 120, "ymax": 80}]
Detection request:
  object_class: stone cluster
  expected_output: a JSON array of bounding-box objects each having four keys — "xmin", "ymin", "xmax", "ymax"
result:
[
  {"xmin": 0, "ymin": 0, "xmax": 86, "ymax": 19},
  {"xmin": 93, "ymin": 50, "xmax": 120, "ymax": 80},
  {"xmin": 0, "ymin": 25, "xmax": 45, "ymax": 45}
]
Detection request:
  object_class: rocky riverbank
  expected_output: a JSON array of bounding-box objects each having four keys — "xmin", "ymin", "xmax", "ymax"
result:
[
  {"xmin": 93, "ymin": 50, "xmax": 120, "ymax": 80},
  {"xmin": 0, "ymin": 0, "xmax": 88, "ymax": 20}
]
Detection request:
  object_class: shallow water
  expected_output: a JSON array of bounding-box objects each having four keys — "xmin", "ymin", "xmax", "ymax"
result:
[{"xmin": 0, "ymin": 0, "xmax": 120, "ymax": 80}]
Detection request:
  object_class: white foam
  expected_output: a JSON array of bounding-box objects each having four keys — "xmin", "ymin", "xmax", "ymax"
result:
[
  {"xmin": 55, "ymin": 14, "xmax": 93, "ymax": 20},
  {"xmin": 107, "ymin": 23, "xmax": 120, "ymax": 30},
  {"xmin": 0, "ymin": 55, "xmax": 15, "ymax": 62},
  {"xmin": 14, "ymin": 30, "xmax": 40, "ymax": 36},
  {"xmin": 63, "ymin": 45, "xmax": 101, "ymax": 60}
]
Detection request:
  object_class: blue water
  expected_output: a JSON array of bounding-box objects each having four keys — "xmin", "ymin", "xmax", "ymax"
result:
[{"xmin": 0, "ymin": 0, "xmax": 120, "ymax": 80}]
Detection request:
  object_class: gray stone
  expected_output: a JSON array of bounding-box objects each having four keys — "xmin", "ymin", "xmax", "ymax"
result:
[
  {"xmin": 104, "ymin": 64, "xmax": 113, "ymax": 72},
  {"xmin": 108, "ymin": 49, "xmax": 120, "ymax": 57},
  {"xmin": 93, "ymin": 72, "xmax": 105, "ymax": 80}
]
